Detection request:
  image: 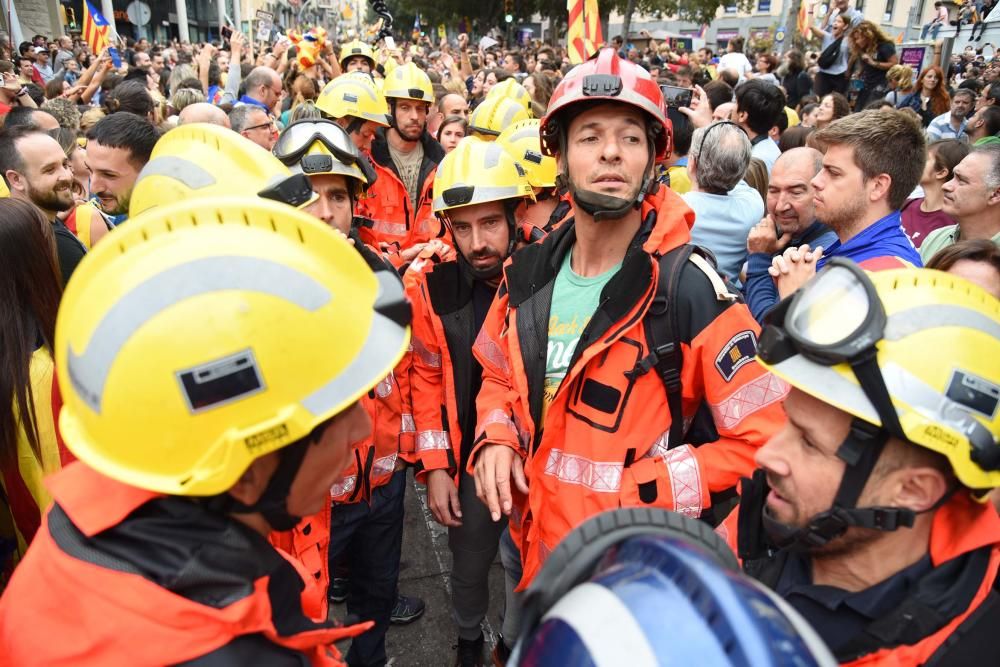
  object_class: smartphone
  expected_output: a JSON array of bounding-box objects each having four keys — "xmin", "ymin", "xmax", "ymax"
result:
[
  {"xmin": 660, "ymin": 84, "xmax": 693, "ymax": 109},
  {"xmin": 221, "ymin": 25, "xmax": 233, "ymax": 42},
  {"xmin": 384, "ymin": 36, "xmax": 396, "ymax": 51}
]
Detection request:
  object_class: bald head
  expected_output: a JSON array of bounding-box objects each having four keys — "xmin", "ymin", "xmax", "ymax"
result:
[
  {"xmin": 439, "ymin": 93, "xmax": 469, "ymax": 119},
  {"xmin": 245, "ymin": 66, "xmax": 282, "ymax": 112},
  {"xmin": 178, "ymin": 103, "xmax": 231, "ymax": 128},
  {"xmin": 775, "ymin": 147, "xmax": 824, "ymax": 177},
  {"xmin": 768, "ymin": 147, "xmax": 824, "ymax": 234}
]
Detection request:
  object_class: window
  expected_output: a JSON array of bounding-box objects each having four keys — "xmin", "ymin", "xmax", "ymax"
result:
[
  {"xmin": 725, "ymin": 1, "xmax": 738, "ymax": 13},
  {"xmin": 758, "ymin": 0, "xmax": 772, "ymax": 12},
  {"xmin": 883, "ymin": 0, "xmax": 895, "ymax": 22},
  {"xmin": 856, "ymin": 0, "xmax": 866, "ymax": 12}
]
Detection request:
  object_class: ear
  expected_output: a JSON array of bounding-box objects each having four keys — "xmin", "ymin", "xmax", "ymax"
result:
[
  {"xmin": 869, "ymin": 173, "xmax": 893, "ymax": 202},
  {"xmin": 227, "ymin": 453, "xmax": 277, "ymax": 506},
  {"xmin": 989, "ymin": 185, "xmax": 1000, "ymax": 207},
  {"xmin": 889, "ymin": 466, "xmax": 950, "ymax": 513},
  {"xmin": 5, "ymin": 170, "xmax": 26, "ymax": 193}
]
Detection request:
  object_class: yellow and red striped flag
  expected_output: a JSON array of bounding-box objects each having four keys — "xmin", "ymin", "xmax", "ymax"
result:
[
  {"xmin": 567, "ymin": 0, "xmax": 602, "ymax": 64},
  {"xmin": 797, "ymin": 1, "xmax": 810, "ymax": 38},
  {"xmin": 83, "ymin": 1, "xmax": 121, "ymax": 67}
]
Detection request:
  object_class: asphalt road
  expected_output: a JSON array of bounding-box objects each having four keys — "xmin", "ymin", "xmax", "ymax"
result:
[{"xmin": 332, "ymin": 471, "xmax": 507, "ymax": 666}]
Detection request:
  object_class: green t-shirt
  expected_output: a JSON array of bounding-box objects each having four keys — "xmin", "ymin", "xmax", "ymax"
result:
[
  {"xmin": 542, "ymin": 247, "xmax": 622, "ymax": 422},
  {"xmin": 920, "ymin": 224, "xmax": 1000, "ymax": 265}
]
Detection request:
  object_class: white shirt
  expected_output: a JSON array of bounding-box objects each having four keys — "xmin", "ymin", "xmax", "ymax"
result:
[
  {"xmin": 752, "ymin": 137, "xmax": 781, "ymax": 174},
  {"xmin": 718, "ymin": 52, "xmax": 753, "ymax": 80}
]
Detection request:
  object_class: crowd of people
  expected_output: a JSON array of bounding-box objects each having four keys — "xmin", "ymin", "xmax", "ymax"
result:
[{"xmin": 0, "ymin": 4, "xmax": 999, "ymax": 665}]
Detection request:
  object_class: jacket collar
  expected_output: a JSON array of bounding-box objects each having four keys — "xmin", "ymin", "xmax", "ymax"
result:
[
  {"xmin": 370, "ymin": 127, "xmax": 445, "ymax": 173},
  {"xmin": 47, "ymin": 462, "xmax": 162, "ymax": 537}
]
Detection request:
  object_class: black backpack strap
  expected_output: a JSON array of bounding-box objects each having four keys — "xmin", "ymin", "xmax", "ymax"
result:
[{"xmin": 637, "ymin": 244, "xmax": 696, "ymax": 450}]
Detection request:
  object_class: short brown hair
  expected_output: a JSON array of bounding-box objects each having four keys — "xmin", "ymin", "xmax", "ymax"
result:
[
  {"xmin": 925, "ymin": 238, "xmax": 1000, "ymax": 275},
  {"xmin": 812, "ymin": 109, "xmax": 926, "ymax": 210}
]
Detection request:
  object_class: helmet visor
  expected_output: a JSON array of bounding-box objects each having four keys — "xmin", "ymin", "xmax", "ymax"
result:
[
  {"xmin": 274, "ymin": 120, "xmax": 362, "ymax": 170},
  {"xmin": 759, "ymin": 258, "xmax": 886, "ymax": 367}
]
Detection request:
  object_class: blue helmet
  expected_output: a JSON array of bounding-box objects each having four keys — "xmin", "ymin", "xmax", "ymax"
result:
[{"xmin": 512, "ymin": 509, "xmax": 835, "ymax": 667}]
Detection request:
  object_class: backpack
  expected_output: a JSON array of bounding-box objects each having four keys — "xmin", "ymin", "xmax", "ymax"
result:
[
  {"xmin": 635, "ymin": 244, "xmax": 737, "ymax": 523},
  {"xmin": 818, "ymin": 36, "xmax": 843, "ymax": 70}
]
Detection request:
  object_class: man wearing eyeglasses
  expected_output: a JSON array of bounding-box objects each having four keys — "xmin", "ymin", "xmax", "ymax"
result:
[{"xmin": 231, "ymin": 105, "xmax": 278, "ymax": 151}]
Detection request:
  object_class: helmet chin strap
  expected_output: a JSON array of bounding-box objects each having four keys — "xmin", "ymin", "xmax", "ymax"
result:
[
  {"xmin": 559, "ymin": 151, "xmax": 656, "ymax": 223},
  {"xmin": 761, "ymin": 418, "xmax": 917, "ymax": 552}
]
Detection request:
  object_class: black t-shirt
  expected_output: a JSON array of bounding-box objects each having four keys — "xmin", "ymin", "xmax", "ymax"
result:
[
  {"xmin": 861, "ymin": 41, "xmax": 896, "ymax": 88},
  {"xmin": 459, "ymin": 280, "xmax": 496, "ymax": 473},
  {"xmin": 775, "ymin": 550, "xmax": 933, "ymax": 655},
  {"xmin": 52, "ymin": 218, "xmax": 86, "ymax": 287}
]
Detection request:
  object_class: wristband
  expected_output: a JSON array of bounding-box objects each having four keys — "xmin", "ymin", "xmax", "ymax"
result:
[{"xmin": 16, "ymin": 87, "xmax": 28, "ymax": 97}]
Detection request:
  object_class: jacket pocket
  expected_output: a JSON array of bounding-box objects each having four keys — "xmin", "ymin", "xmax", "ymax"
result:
[{"xmin": 619, "ymin": 456, "xmax": 672, "ymax": 507}]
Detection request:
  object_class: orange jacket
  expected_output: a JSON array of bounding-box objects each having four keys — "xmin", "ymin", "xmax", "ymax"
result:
[
  {"xmin": 0, "ymin": 462, "xmax": 371, "ymax": 666},
  {"xmin": 408, "ymin": 260, "xmax": 498, "ymax": 484},
  {"xmin": 366, "ymin": 130, "xmax": 445, "ymax": 251},
  {"xmin": 471, "ymin": 186, "xmax": 788, "ymax": 588},
  {"xmin": 719, "ymin": 492, "xmax": 1000, "ymax": 666},
  {"xmin": 327, "ymin": 239, "xmax": 415, "ymax": 505}
]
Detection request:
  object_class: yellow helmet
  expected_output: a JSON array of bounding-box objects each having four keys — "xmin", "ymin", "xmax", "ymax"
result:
[
  {"xmin": 383, "ymin": 62, "xmax": 434, "ymax": 104},
  {"xmin": 496, "ymin": 119, "xmax": 558, "ymax": 189},
  {"xmin": 316, "ymin": 72, "xmax": 391, "ymax": 126},
  {"xmin": 339, "ymin": 40, "xmax": 376, "ymax": 70},
  {"xmin": 468, "ymin": 96, "xmax": 532, "ymax": 140},
  {"xmin": 57, "ymin": 196, "xmax": 411, "ymax": 496},
  {"xmin": 485, "ymin": 78, "xmax": 534, "ymax": 116},
  {"xmin": 273, "ymin": 119, "xmax": 375, "ymax": 192},
  {"xmin": 129, "ymin": 123, "xmax": 314, "ymax": 218},
  {"xmin": 758, "ymin": 262, "xmax": 1000, "ymax": 491},
  {"xmin": 432, "ymin": 136, "xmax": 535, "ymax": 215}
]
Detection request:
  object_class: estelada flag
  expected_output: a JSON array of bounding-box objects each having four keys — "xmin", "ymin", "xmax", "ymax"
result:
[{"xmin": 83, "ymin": 1, "xmax": 121, "ymax": 67}]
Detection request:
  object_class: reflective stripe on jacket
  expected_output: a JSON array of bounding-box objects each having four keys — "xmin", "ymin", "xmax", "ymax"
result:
[
  {"xmin": 472, "ymin": 185, "xmax": 787, "ymax": 589},
  {"xmin": 367, "ymin": 129, "xmax": 445, "ymax": 251}
]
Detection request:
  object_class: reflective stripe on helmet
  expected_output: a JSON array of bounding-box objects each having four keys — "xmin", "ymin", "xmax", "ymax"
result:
[{"xmin": 67, "ymin": 256, "xmax": 331, "ymax": 414}]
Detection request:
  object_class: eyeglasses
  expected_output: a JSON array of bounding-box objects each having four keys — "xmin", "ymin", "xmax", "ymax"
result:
[{"xmin": 243, "ymin": 120, "xmax": 276, "ymax": 132}]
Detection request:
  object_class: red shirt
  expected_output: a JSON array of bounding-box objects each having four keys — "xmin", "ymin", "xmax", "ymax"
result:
[{"xmin": 901, "ymin": 197, "xmax": 956, "ymax": 248}]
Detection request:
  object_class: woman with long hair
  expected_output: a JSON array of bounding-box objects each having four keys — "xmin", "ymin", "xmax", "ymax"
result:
[
  {"xmin": 848, "ymin": 20, "xmax": 898, "ymax": 111},
  {"xmin": 813, "ymin": 92, "xmax": 851, "ymax": 129},
  {"xmin": 436, "ymin": 115, "xmax": 467, "ymax": 154},
  {"xmin": 781, "ymin": 49, "xmax": 812, "ymax": 108},
  {"xmin": 522, "ymin": 72, "xmax": 554, "ymax": 117},
  {"xmin": 901, "ymin": 139, "xmax": 969, "ymax": 247},
  {"xmin": 899, "ymin": 66, "xmax": 951, "ymax": 127},
  {"xmin": 0, "ymin": 199, "xmax": 69, "ymax": 576}
]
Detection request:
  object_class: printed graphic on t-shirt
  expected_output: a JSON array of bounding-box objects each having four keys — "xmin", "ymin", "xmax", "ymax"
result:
[{"xmin": 540, "ymin": 249, "xmax": 621, "ymax": 423}]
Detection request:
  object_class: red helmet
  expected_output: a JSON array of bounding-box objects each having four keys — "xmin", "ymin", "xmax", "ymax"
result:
[{"xmin": 540, "ymin": 48, "xmax": 672, "ymax": 160}]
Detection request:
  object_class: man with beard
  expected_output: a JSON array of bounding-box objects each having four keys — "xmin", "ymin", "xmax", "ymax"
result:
[
  {"xmin": 744, "ymin": 147, "xmax": 837, "ymax": 323},
  {"xmin": 0, "ymin": 126, "xmax": 84, "ymax": 284},
  {"xmin": 409, "ymin": 137, "xmax": 535, "ymax": 666},
  {"xmin": 369, "ymin": 63, "xmax": 445, "ymax": 252},
  {"xmin": 723, "ymin": 262, "xmax": 1000, "ymax": 666},
  {"xmin": 84, "ymin": 112, "xmax": 159, "ymax": 225},
  {"xmin": 769, "ymin": 109, "xmax": 924, "ymax": 300},
  {"xmin": 471, "ymin": 48, "xmax": 785, "ymax": 615}
]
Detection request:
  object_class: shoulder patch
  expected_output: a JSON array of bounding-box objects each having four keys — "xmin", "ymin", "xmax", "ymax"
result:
[{"xmin": 715, "ymin": 330, "xmax": 757, "ymax": 382}]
